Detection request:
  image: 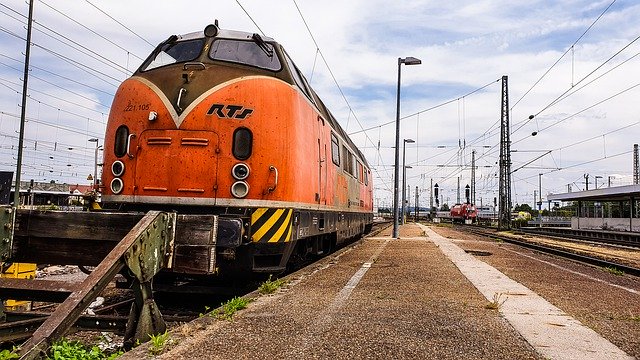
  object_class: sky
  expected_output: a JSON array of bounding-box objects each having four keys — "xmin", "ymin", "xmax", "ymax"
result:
[{"xmin": 0, "ymin": 0, "xmax": 639, "ymax": 209}]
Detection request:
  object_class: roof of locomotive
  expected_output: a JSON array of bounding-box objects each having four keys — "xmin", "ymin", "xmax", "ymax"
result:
[
  {"xmin": 175, "ymin": 28, "xmax": 276, "ymax": 43},
  {"xmin": 149, "ymin": 25, "xmax": 370, "ymax": 169}
]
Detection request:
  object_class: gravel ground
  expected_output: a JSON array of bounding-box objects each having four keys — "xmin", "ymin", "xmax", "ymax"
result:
[
  {"xmin": 431, "ymin": 224, "xmax": 640, "ymax": 358},
  {"xmin": 123, "ymin": 225, "xmax": 541, "ymax": 359}
]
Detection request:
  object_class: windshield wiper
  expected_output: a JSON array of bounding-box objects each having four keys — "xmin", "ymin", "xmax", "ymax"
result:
[
  {"xmin": 141, "ymin": 34, "xmax": 178, "ymax": 69},
  {"xmin": 252, "ymin": 33, "xmax": 273, "ymax": 58}
]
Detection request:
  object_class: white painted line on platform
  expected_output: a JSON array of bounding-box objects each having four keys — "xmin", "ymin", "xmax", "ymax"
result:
[
  {"xmin": 502, "ymin": 246, "xmax": 640, "ymax": 295},
  {"xmin": 297, "ymin": 239, "xmax": 391, "ymax": 352},
  {"xmin": 328, "ymin": 239, "xmax": 390, "ymax": 312},
  {"xmin": 420, "ymin": 225, "xmax": 633, "ymax": 360}
]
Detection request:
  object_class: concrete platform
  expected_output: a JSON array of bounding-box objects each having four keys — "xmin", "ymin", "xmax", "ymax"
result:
[{"xmin": 123, "ymin": 224, "xmax": 634, "ymax": 359}]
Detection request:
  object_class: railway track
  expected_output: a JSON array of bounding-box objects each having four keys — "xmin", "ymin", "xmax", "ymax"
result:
[
  {"xmin": 518, "ymin": 226, "xmax": 640, "ymax": 248},
  {"xmin": 458, "ymin": 225, "xmax": 640, "ymax": 277}
]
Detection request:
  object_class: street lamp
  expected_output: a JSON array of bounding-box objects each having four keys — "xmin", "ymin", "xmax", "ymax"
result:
[
  {"xmin": 393, "ymin": 56, "xmax": 421, "ymax": 238},
  {"xmin": 401, "ymin": 139, "xmax": 415, "ymax": 224},
  {"xmin": 88, "ymin": 138, "xmax": 101, "ymax": 189}
]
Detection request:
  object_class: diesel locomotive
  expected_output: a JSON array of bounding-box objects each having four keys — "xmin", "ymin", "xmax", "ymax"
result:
[{"xmin": 100, "ymin": 23, "xmax": 374, "ymax": 279}]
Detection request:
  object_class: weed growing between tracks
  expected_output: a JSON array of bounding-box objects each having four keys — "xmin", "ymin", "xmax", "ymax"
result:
[
  {"xmin": 219, "ymin": 297, "xmax": 252, "ymax": 319},
  {"xmin": 485, "ymin": 292, "xmax": 507, "ymax": 310},
  {"xmin": 258, "ymin": 275, "xmax": 286, "ymax": 295},
  {"xmin": 603, "ymin": 266, "xmax": 624, "ymax": 276},
  {"xmin": 46, "ymin": 339, "xmax": 123, "ymax": 360},
  {"xmin": 0, "ymin": 347, "xmax": 19, "ymax": 360},
  {"xmin": 148, "ymin": 331, "xmax": 171, "ymax": 356}
]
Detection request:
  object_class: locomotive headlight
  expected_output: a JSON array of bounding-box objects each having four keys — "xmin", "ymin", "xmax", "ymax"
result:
[
  {"xmin": 232, "ymin": 163, "xmax": 250, "ymax": 180},
  {"xmin": 111, "ymin": 160, "xmax": 125, "ymax": 177},
  {"xmin": 231, "ymin": 181, "xmax": 249, "ymax": 198},
  {"xmin": 110, "ymin": 178, "xmax": 124, "ymax": 194}
]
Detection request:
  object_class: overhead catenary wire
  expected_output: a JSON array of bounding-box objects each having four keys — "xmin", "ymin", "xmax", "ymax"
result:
[
  {"xmin": 0, "ymin": 53, "xmax": 116, "ymax": 97},
  {"xmin": 37, "ymin": 0, "xmax": 148, "ymax": 61},
  {"xmin": 235, "ymin": 0, "xmax": 266, "ymax": 36},
  {"xmin": 512, "ymin": 33, "xmax": 640, "ymax": 134},
  {"xmin": 510, "ymin": 0, "xmax": 618, "ymax": 110}
]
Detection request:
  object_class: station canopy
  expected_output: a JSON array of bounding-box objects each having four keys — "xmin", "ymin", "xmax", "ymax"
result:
[{"xmin": 548, "ymin": 184, "xmax": 640, "ymax": 202}]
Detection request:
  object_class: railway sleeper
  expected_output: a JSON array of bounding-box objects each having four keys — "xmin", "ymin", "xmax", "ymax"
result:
[{"xmin": 0, "ymin": 209, "xmax": 176, "ymax": 359}]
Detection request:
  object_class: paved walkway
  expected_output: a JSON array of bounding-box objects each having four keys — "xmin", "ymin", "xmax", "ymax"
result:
[
  {"xmin": 123, "ymin": 224, "xmax": 633, "ymax": 359},
  {"xmin": 419, "ymin": 224, "xmax": 633, "ymax": 360}
]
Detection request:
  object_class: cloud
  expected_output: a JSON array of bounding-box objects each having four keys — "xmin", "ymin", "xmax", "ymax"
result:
[{"xmin": 0, "ymin": 0, "xmax": 638, "ymax": 201}]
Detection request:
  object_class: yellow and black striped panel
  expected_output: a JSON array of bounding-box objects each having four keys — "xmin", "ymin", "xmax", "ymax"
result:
[{"xmin": 251, "ymin": 208, "xmax": 293, "ymax": 243}]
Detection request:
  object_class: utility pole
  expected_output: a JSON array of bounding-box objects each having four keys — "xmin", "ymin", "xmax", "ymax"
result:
[
  {"xmin": 429, "ymin": 178, "xmax": 433, "ymax": 215},
  {"xmin": 471, "ymin": 150, "xmax": 476, "ymax": 205},
  {"xmin": 13, "ymin": 0, "xmax": 35, "ymax": 209},
  {"xmin": 456, "ymin": 176, "xmax": 460, "ymax": 204},
  {"xmin": 415, "ymin": 186, "xmax": 419, "ymax": 222},
  {"xmin": 634, "ymin": 144, "xmax": 639, "ymax": 185},
  {"xmin": 498, "ymin": 75, "xmax": 512, "ymax": 230},
  {"xmin": 538, "ymin": 173, "xmax": 543, "ymax": 228}
]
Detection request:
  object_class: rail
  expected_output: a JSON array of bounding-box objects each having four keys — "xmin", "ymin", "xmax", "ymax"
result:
[{"xmin": 462, "ymin": 227, "xmax": 640, "ymax": 277}]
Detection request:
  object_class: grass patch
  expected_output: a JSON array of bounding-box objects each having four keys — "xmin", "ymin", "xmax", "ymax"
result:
[
  {"xmin": 46, "ymin": 339, "xmax": 122, "ymax": 360},
  {"xmin": 484, "ymin": 292, "xmax": 507, "ymax": 310},
  {"xmin": 218, "ymin": 296, "xmax": 252, "ymax": 320},
  {"xmin": 603, "ymin": 266, "xmax": 624, "ymax": 276},
  {"xmin": 258, "ymin": 275, "xmax": 286, "ymax": 295},
  {"xmin": 148, "ymin": 331, "xmax": 170, "ymax": 356},
  {"xmin": 0, "ymin": 348, "xmax": 19, "ymax": 360}
]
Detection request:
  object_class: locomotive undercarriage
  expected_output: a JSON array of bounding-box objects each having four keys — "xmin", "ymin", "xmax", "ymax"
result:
[{"xmin": 11, "ymin": 203, "xmax": 373, "ymax": 280}]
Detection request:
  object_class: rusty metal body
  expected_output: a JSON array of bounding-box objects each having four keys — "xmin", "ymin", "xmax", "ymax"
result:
[{"xmin": 100, "ymin": 24, "xmax": 373, "ymax": 277}]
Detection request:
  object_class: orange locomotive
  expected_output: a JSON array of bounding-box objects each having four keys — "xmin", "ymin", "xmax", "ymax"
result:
[{"xmin": 101, "ymin": 23, "xmax": 373, "ymax": 279}]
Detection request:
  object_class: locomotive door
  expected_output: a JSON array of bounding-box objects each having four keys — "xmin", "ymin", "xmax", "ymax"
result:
[
  {"xmin": 317, "ymin": 116, "xmax": 327, "ymax": 204},
  {"xmin": 133, "ymin": 129, "xmax": 219, "ymax": 201}
]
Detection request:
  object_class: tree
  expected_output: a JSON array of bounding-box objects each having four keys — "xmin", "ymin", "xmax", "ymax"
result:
[{"xmin": 440, "ymin": 203, "xmax": 450, "ymax": 211}]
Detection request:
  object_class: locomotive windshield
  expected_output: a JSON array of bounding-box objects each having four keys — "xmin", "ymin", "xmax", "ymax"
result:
[
  {"xmin": 141, "ymin": 38, "xmax": 205, "ymax": 71},
  {"xmin": 209, "ymin": 39, "xmax": 281, "ymax": 71}
]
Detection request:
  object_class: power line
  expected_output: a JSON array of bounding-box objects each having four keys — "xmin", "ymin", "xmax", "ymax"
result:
[
  {"xmin": 512, "ymin": 33, "xmax": 640, "ymax": 134},
  {"xmin": 38, "ymin": 0, "xmax": 147, "ymax": 61},
  {"xmin": 0, "ymin": 53, "xmax": 115, "ymax": 97},
  {"xmin": 235, "ymin": 0, "xmax": 266, "ymax": 36},
  {"xmin": 83, "ymin": 0, "xmax": 154, "ymax": 47},
  {"xmin": 348, "ymin": 78, "xmax": 500, "ymax": 136},
  {"xmin": 511, "ymin": 0, "xmax": 618, "ymax": 110}
]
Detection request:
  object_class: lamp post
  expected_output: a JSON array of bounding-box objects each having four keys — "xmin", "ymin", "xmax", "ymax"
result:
[
  {"xmin": 402, "ymin": 165, "xmax": 413, "ymax": 224},
  {"xmin": 393, "ymin": 56, "xmax": 421, "ymax": 238},
  {"xmin": 401, "ymin": 139, "xmax": 415, "ymax": 225},
  {"xmin": 88, "ymin": 138, "xmax": 101, "ymax": 189}
]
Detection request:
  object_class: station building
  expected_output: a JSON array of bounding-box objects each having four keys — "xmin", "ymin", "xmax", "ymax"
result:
[{"xmin": 548, "ymin": 184, "xmax": 640, "ymax": 232}]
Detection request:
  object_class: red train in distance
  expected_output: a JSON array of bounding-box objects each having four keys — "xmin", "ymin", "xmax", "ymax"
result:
[
  {"xmin": 449, "ymin": 203, "xmax": 477, "ymax": 223},
  {"xmin": 99, "ymin": 22, "xmax": 373, "ymax": 280}
]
